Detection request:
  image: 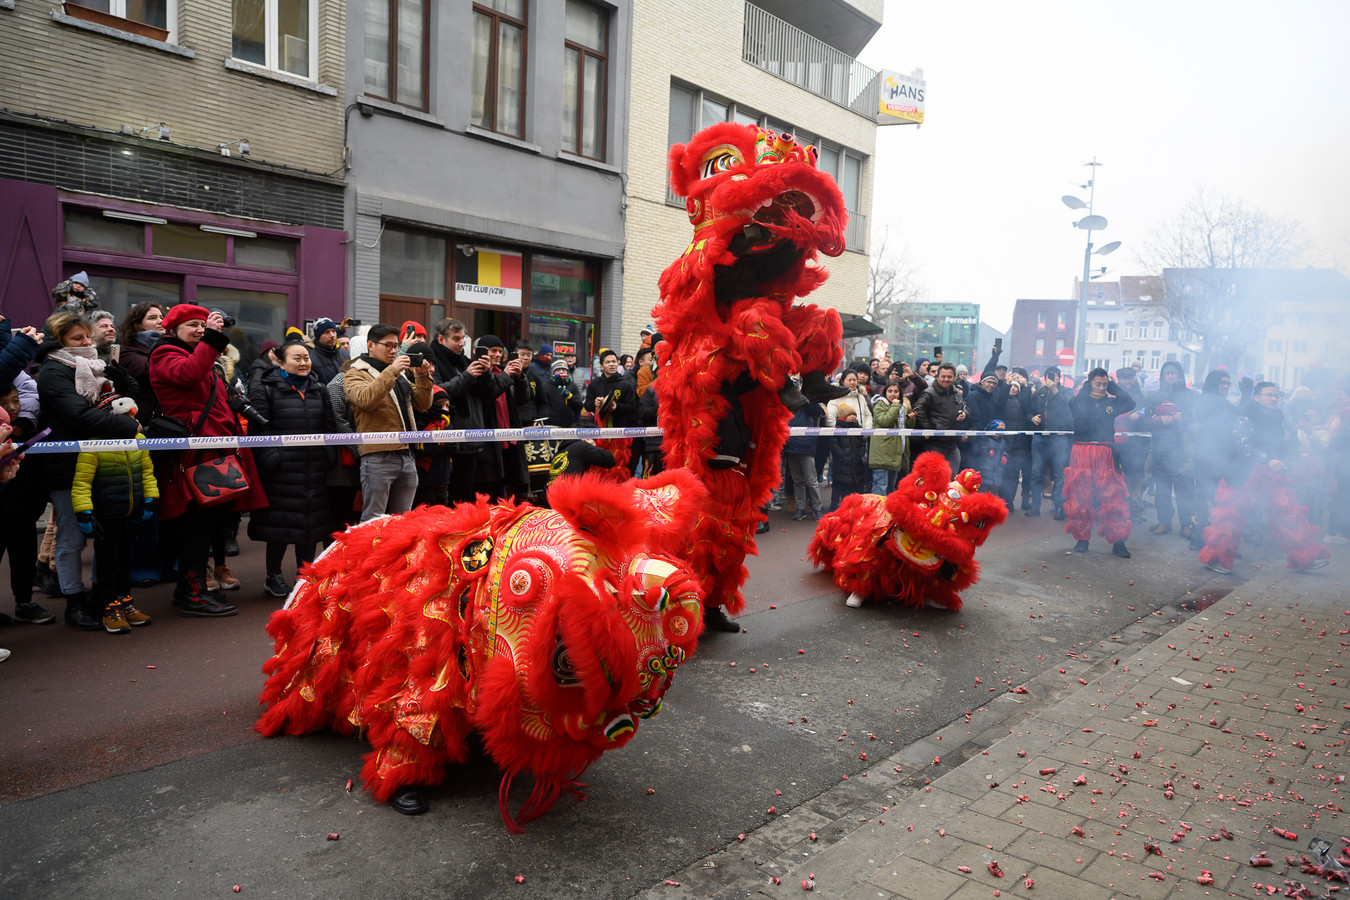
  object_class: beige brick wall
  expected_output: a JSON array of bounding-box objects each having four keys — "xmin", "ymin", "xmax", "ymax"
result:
[
  {"xmin": 0, "ymin": 1, "xmax": 345, "ymax": 174},
  {"xmin": 623, "ymin": 0, "xmax": 877, "ymax": 342}
]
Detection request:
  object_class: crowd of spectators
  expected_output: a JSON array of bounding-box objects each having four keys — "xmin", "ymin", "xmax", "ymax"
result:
[{"xmin": 4, "ymin": 277, "xmax": 1348, "ymax": 661}]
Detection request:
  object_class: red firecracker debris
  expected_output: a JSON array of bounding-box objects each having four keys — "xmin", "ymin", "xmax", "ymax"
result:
[
  {"xmin": 664, "ymin": 881, "xmax": 680, "ymax": 886},
  {"xmin": 326, "ymin": 833, "xmax": 339, "ymax": 841},
  {"xmin": 1145, "ymin": 843, "xmax": 1163, "ymax": 855},
  {"xmin": 801, "ymin": 879, "xmax": 814, "ymax": 890},
  {"xmin": 1071, "ymin": 826, "xmax": 1086, "ymax": 837},
  {"xmin": 345, "ymin": 779, "xmax": 353, "ymax": 793},
  {"xmin": 233, "ymin": 888, "xmax": 241, "ymax": 894},
  {"xmin": 958, "ymin": 866, "xmax": 973, "ymax": 874},
  {"xmin": 1250, "ymin": 855, "xmax": 1273, "ymax": 867},
  {"xmin": 1024, "ymin": 877, "xmax": 1035, "ymax": 889},
  {"xmin": 988, "ymin": 861, "xmax": 1005, "ymax": 877},
  {"xmin": 1039, "ymin": 767, "xmax": 1057, "ymax": 776},
  {"xmin": 1073, "ymin": 775, "xmax": 1087, "ymax": 786},
  {"xmin": 809, "ymin": 832, "xmax": 818, "ymax": 842},
  {"xmin": 515, "ymin": 876, "xmax": 526, "ymax": 884},
  {"xmin": 1272, "ymin": 826, "xmax": 1299, "ymax": 840},
  {"xmin": 1221, "ymin": 827, "xmax": 1234, "ymax": 840},
  {"xmin": 1197, "ymin": 871, "xmax": 1214, "ymax": 885}
]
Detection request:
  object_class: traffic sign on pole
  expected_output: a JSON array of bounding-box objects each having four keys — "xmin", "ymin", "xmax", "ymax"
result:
[{"xmin": 1057, "ymin": 347, "xmax": 1076, "ymax": 367}]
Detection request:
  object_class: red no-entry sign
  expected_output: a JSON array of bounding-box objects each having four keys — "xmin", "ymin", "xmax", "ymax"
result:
[{"xmin": 1057, "ymin": 347, "xmax": 1076, "ymax": 367}]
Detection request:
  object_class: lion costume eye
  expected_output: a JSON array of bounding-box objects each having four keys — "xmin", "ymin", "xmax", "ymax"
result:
[{"xmin": 701, "ymin": 146, "xmax": 742, "ymax": 179}]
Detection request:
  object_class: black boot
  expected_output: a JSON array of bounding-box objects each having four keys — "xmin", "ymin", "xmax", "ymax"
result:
[
  {"xmin": 224, "ymin": 522, "xmax": 240, "ymax": 558},
  {"xmin": 800, "ymin": 371, "xmax": 849, "ymax": 404},
  {"xmin": 178, "ymin": 573, "xmax": 238, "ymax": 618},
  {"xmin": 1112, "ymin": 541, "xmax": 1131, "ymax": 559},
  {"xmin": 35, "ymin": 562, "xmax": 62, "ymax": 598},
  {"xmin": 63, "ymin": 592, "xmax": 103, "ymax": 632}
]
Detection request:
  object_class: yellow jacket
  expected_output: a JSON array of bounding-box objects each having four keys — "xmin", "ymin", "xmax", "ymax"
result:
[{"xmin": 70, "ymin": 436, "xmax": 159, "ymax": 517}]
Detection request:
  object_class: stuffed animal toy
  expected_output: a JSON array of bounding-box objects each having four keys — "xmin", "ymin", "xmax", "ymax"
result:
[
  {"xmin": 653, "ymin": 122, "xmax": 849, "ymax": 626},
  {"xmin": 256, "ymin": 469, "xmax": 707, "ymax": 830},
  {"xmin": 809, "ymin": 452, "xmax": 1009, "ymax": 611}
]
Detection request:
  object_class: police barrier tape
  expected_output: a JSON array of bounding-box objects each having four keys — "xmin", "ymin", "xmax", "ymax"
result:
[{"xmin": 20, "ymin": 426, "xmax": 1098, "ymax": 455}]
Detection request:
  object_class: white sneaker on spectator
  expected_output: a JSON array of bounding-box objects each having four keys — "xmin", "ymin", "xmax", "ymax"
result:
[{"xmin": 0, "ymin": 648, "xmax": 10, "ymax": 663}]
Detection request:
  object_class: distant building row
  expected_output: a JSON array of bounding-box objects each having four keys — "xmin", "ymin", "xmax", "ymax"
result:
[{"xmin": 1, "ymin": 0, "xmax": 918, "ymax": 359}]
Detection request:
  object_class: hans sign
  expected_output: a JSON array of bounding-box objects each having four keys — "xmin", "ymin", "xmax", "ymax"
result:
[{"xmin": 878, "ymin": 68, "xmax": 926, "ymax": 125}]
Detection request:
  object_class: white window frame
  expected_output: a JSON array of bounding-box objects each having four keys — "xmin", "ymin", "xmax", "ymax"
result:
[
  {"xmin": 234, "ymin": 0, "xmax": 320, "ymax": 81},
  {"xmin": 78, "ymin": 0, "xmax": 179, "ymax": 42},
  {"xmin": 1107, "ymin": 323, "xmax": 1118, "ymax": 342}
]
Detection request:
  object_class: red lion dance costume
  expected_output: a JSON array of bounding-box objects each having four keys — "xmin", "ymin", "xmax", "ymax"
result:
[
  {"xmin": 256, "ymin": 470, "xmax": 706, "ymax": 830},
  {"xmin": 809, "ymin": 452, "xmax": 1008, "ymax": 611},
  {"xmin": 1199, "ymin": 464, "xmax": 1328, "ymax": 573},
  {"xmin": 654, "ymin": 122, "xmax": 848, "ymax": 623}
]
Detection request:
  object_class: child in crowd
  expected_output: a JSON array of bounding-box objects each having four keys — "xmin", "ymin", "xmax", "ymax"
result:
[
  {"xmin": 827, "ymin": 401, "xmax": 869, "ymax": 513},
  {"xmin": 71, "ymin": 393, "xmax": 158, "ymax": 634}
]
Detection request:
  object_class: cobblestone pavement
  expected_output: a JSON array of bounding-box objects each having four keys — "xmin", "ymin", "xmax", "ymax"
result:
[{"xmin": 642, "ymin": 559, "xmax": 1350, "ymax": 899}]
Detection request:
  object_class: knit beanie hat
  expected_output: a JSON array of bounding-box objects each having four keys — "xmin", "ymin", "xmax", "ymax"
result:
[
  {"xmin": 836, "ymin": 401, "xmax": 857, "ymax": 420},
  {"xmin": 551, "ymin": 358, "xmax": 570, "ymax": 375}
]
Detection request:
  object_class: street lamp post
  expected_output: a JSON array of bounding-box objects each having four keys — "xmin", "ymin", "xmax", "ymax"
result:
[{"xmin": 1062, "ymin": 159, "xmax": 1120, "ymax": 377}]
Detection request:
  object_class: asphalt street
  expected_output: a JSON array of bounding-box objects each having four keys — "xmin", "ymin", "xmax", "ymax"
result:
[{"xmin": 0, "ymin": 501, "xmax": 1249, "ymax": 899}]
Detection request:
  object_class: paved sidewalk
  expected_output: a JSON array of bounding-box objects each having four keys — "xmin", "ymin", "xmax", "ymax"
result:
[{"xmin": 644, "ymin": 560, "xmax": 1350, "ymax": 899}]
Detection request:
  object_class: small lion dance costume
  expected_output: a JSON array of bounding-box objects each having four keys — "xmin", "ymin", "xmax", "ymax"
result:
[
  {"xmin": 256, "ymin": 470, "xmax": 706, "ymax": 830},
  {"xmin": 809, "ymin": 453, "xmax": 1008, "ymax": 611},
  {"xmin": 654, "ymin": 122, "xmax": 848, "ymax": 620}
]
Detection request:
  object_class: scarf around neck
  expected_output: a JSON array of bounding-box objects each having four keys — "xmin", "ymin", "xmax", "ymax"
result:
[{"xmin": 48, "ymin": 345, "xmax": 108, "ymax": 403}]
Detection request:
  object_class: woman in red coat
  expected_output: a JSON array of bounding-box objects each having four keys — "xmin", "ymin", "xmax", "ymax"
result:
[{"xmin": 149, "ymin": 305, "xmax": 267, "ymax": 617}]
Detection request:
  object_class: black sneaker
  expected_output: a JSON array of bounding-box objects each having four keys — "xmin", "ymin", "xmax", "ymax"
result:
[
  {"xmin": 1053, "ymin": 507, "xmax": 1066, "ymax": 522},
  {"xmin": 702, "ymin": 606, "xmax": 741, "ymax": 633},
  {"xmin": 180, "ymin": 594, "xmax": 238, "ymax": 617},
  {"xmin": 13, "ymin": 601, "xmax": 55, "ymax": 624},
  {"xmin": 263, "ymin": 573, "xmax": 292, "ymax": 598},
  {"xmin": 792, "ymin": 512, "xmax": 809, "ymax": 521},
  {"xmin": 1112, "ymin": 541, "xmax": 1131, "ymax": 559},
  {"xmin": 1073, "ymin": 540, "xmax": 1090, "ymax": 553},
  {"xmin": 755, "ymin": 521, "xmax": 771, "ymax": 535},
  {"xmin": 1025, "ymin": 509, "xmax": 1041, "ymax": 517}
]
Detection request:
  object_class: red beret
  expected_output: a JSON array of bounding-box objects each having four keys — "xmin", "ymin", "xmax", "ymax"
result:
[{"xmin": 162, "ymin": 304, "xmax": 211, "ymax": 332}]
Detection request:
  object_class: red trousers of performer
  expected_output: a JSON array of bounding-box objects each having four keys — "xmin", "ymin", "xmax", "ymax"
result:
[
  {"xmin": 1199, "ymin": 464, "xmax": 1328, "ymax": 570},
  {"xmin": 1063, "ymin": 442, "xmax": 1131, "ymax": 543}
]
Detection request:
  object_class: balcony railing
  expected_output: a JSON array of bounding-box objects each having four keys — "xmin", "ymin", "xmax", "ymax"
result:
[
  {"xmin": 743, "ymin": 3, "xmax": 880, "ymax": 120},
  {"xmin": 844, "ymin": 208, "xmax": 867, "ymax": 253}
]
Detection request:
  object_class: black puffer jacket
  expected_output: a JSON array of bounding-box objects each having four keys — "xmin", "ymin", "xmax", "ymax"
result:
[
  {"xmin": 246, "ymin": 368, "xmax": 337, "ymax": 545},
  {"xmin": 829, "ymin": 420, "xmax": 870, "ymax": 484},
  {"xmin": 34, "ymin": 350, "xmax": 140, "ymax": 491}
]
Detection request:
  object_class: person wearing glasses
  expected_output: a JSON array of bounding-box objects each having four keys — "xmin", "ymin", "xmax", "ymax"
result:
[{"xmin": 343, "ymin": 323, "xmax": 435, "ymax": 521}]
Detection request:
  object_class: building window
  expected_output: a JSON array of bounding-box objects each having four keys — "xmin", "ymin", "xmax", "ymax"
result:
[
  {"xmin": 232, "ymin": 0, "xmax": 317, "ymax": 79},
  {"xmin": 1152, "ymin": 321, "xmax": 1164, "ymax": 340},
  {"xmin": 1267, "ymin": 338, "xmax": 1283, "ymax": 352},
  {"xmin": 1292, "ymin": 339, "xmax": 1309, "ymax": 354},
  {"xmin": 68, "ymin": 0, "xmax": 176, "ymax": 40},
  {"xmin": 1054, "ymin": 338, "xmax": 1066, "ymax": 355},
  {"xmin": 365, "ymin": 0, "xmax": 429, "ymax": 109},
  {"xmin": 1034, "ymin": 338, "xmax": 1044, "ymax": 357},
  {"xmin": 1036, "ymin": 311, "xmax": 1046, "ymax": 330},
  {"xmin": 1107, "ymin": 323, "xmax": 1118, "ymax": 342},
  {"xmin": 380, "ymin": 227, "xmax": 447, "ymax": 300},
  {"xmin": 1056, "ymin": 311, "xmax": 1066, "ymax": 331},
  {"xmin": 562, "ymin": 0, "xmax": 608, "ymax": 160},
  {"xmin": 1123, "ymin": 321, "xmax": 1134, "ymax": 340},
  {"xmin": 471, "ymin": 0, "xmax": 527, "ymax": 138}
]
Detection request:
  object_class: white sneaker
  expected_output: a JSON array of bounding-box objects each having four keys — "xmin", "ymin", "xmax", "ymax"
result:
[
  {"xmin": 0, "ymin": 648, "xmax": 10, "ymax": 663},
  {"xmin": 1323, "ymin": 534, "xmax": 1349, "ymax": 544},
  {"xmin": 845, "ymin": 592, "xmax": 864, "ymax": 608}
]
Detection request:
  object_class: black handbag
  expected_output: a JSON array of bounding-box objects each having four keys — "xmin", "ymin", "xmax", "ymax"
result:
[{"xmin": 147, "ymin": 378, "xmax": 219, "ymax": 440}]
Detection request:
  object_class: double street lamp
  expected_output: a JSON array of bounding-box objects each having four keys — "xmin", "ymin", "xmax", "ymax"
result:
[{"xmin": 1062, "ymin": 158, "xmax": 1121, "ymax": 376}]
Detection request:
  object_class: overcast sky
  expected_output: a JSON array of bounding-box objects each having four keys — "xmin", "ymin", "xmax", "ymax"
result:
[{"xmin": 857, "ymin": 0, "xmax": 1350, "ymax": 333}]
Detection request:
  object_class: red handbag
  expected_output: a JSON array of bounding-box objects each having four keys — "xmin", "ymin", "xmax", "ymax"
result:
[{"xmin": 184, "ymin": 452, "xmax": 251, "ymax": 507}]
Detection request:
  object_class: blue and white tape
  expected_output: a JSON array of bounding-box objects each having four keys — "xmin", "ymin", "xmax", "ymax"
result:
[{"xmin": 21, "ymin": 426, "xmax": 1091, "ymax": 455}]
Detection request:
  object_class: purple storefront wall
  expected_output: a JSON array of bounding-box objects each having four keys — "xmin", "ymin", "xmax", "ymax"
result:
[{"xmin": 0, "ymin": 179, "xmax": 346, "ymax": 327}]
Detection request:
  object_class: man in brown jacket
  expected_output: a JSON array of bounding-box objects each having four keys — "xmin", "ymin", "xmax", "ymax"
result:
[{"xmin": 344, "ymin": 323, "xmax": 435, "ymax": 521}]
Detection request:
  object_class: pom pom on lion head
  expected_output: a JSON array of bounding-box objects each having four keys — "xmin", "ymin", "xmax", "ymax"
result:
[{"xmin": 658, "ymin": 122, "xmax": 848, "ymax": 322}]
